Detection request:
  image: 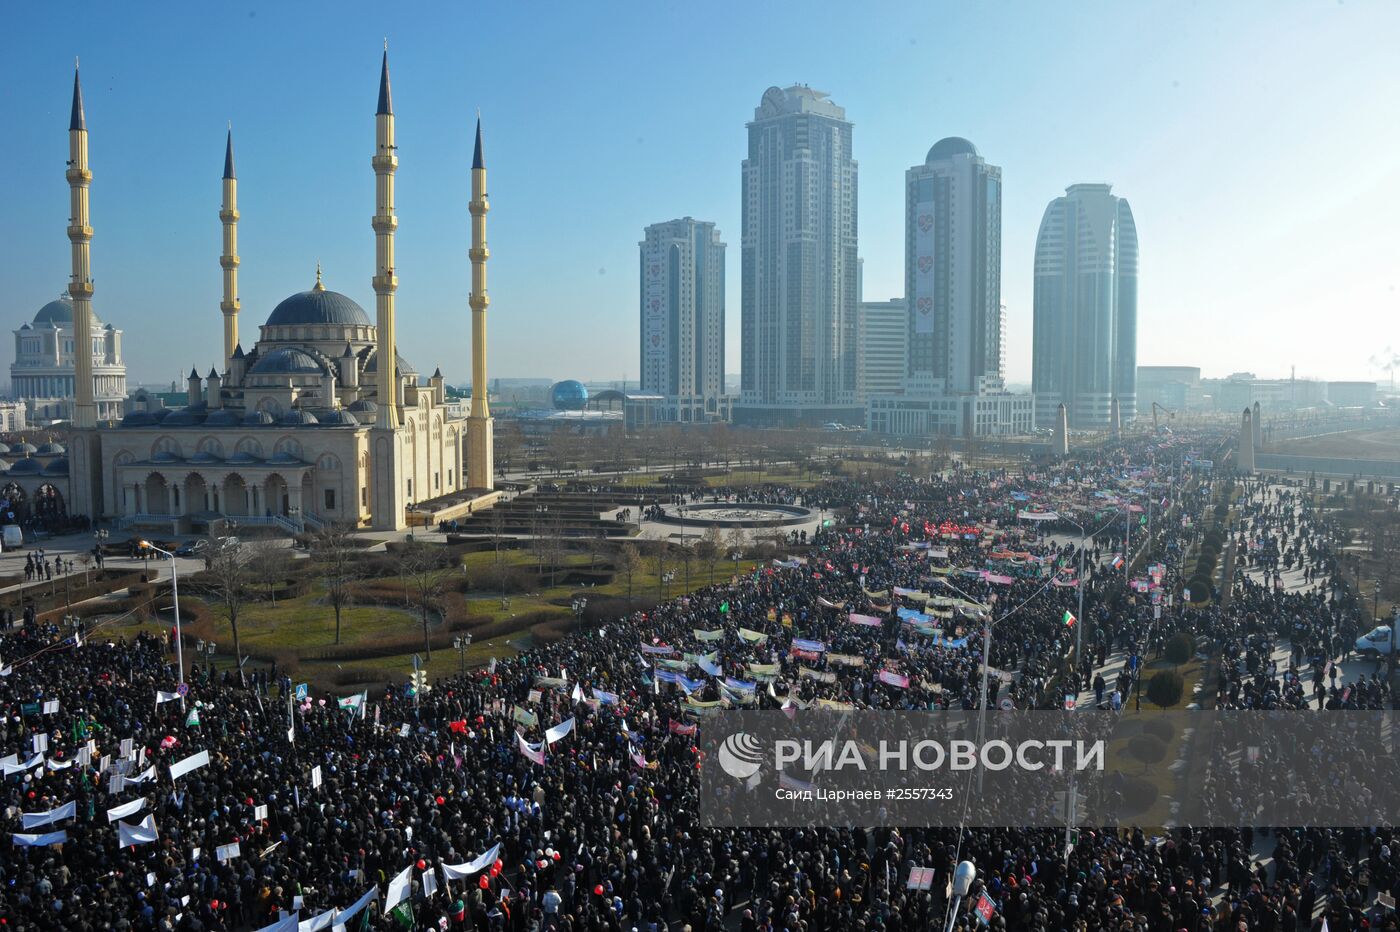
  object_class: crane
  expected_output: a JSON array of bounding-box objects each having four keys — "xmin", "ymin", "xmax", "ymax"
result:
[{"xmin": 1151, "ymin": 402, "xmax": 1176, "ymax": 433}]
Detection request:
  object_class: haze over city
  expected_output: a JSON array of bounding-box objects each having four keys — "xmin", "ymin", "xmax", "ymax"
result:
[{"xmin": 3, "ymin": 0, "xmax": 1397, "ymax": 387}]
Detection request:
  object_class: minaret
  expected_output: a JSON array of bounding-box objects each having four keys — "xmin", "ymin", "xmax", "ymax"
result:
[
  {"xmin": 220, "ymin": 127, "xmax": 241, "ymax": 368},
  {"xmin": 1252, "ymin": 400, "xmax": 1262, "ymax": 450},
  {"xmin": 67, "ymin": 63, "xmax": 97, "ymax": 430},
  {"xmin": 466, "ymin": 116, "xmax": 495, "ymax": 490},
  {"xmin": 1054, "ymin": 403, "xmax": 1070, "ymax": 459},
  {"xmin": 372, "ymin": 48, "xmax": 400, "ymax": 429},
  {"xmin": 369, "ymin": 47, "xmax": 407, "ymax": 530},
  {"xmin": 1110, "ymin": 397, "xmax": 1122, "ymax": 441},
  {"xmin": 1239, "ymin": 407, "xmax": 1255, "ymax": 473}
]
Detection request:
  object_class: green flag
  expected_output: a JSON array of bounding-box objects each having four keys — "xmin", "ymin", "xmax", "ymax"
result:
[
  {"xmin": 719, "ymin": 601, "xmax": 729, "ymax": 614},
  {"xmin": 186, "ymin": 707, "xmax": 200, "ymax": 727},
  {"xmin": 389, "ymin": 901, "xmax": 414, "ymax": 929}
]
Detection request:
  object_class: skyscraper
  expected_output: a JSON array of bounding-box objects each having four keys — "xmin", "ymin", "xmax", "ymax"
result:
[
  {"xmin": 855, "ymin": 299, "xmax": 908, "ymax": 402},
  {"xmin": 639, "ymin": 218, "xmax": 726, "ymax": 421},
  {"xmin": 739, "ymin": 85, "xmax": 860, "ymax": 425},
  {"xmin": 1031, "ymin": 183, "xmax": 1139, "ymax": 429},
  {"xmin": 906, "ymin": 137, "xmax": 1003, "ymax": 393},
  {"xmin": 867, "ymin": 138, "xmax": 1031, "ymax": 438}
]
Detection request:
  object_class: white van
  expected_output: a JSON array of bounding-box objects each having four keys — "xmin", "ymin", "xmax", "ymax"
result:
[
  {"xmin": 1, "ymin": 526, "xmax": 22, "ymax": 551},
  {"xmin": 1355, "ymin": 625, "xmax": 1395, "ymax": 655}
]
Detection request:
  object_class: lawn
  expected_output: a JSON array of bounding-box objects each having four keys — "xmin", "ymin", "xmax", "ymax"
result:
[{"xmin": 171, "ymin": 544, "xmax": 763, "ymax": 693}]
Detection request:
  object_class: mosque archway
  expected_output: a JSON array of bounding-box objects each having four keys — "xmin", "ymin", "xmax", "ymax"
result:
[
  {"xmin": 224, "ymin": 474, "xmax": 249, "ymax": 516},
  {"xmin": 34, "ymin": 483, "xmax": 65, "ymax": 521},
  {"xmin": 144, "ymin": 473, "xmax": 171, "ymax": 515},
  {"xmin": 265, "ymin": 474, "xmax": 289, "ymax": 517},
  {"xmin": 185, "ymin": 474, "xmax": 209, "ymax": 513},
  {"xmin": 0, "ymin": 483, "xmax": 26, "ymax": 523}
]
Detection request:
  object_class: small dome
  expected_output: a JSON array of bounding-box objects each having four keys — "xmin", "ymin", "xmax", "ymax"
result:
[
  {"xmin": 150, "ymin": 451, "xmax": 184, "ymax": 464},
  {"xmin": 281, "ymin": 409, "xmax": 320, "ymax": 426},
  {"xmin": 7, "ymin": 459, "xmax": 43, "ymax": 475},
  {"xmin": 347, "ymin": 399, "xmax": 378, "ymax": 414},
  {"xmin": 926, "ymin": 137, "xmax": 979, "ymax": 163},
  {"xmin": 43, "ymin": 457, "xmax": 69, "ymax": 476},
  {"xmin": 268, "ymin": 450, "xmax": 304, "ymax": 465},
  {"xmin": 550, "ymin": 380, "xmax": 589, "ymax": 411},
  {"xmin": 150, "ymin": 408, "xmax": 174, "ymax": 423},
  {"xmin": 32, "ymin": 296, "xmax": 102, "ymax": 328},
  {"xmin": 188, "ymin": 450, "xmax": 223, "ymax": 464},
  {"xmin": 164, "ymin": 407, "xmax": 207, "ymax": 427},
  {"xmin": 203, "ymin": 409, "xmax": 241, "ymax": 428},
  {"xmin": 318, "ymin": 409, "xmax": 360, "ymax": 427},
  {"xmin": 36, "ymin": 442, "xmax": 65, "ymax": 456},
  {"xmin": 0, "ymin": 460, "xmax": 10, "ymax": 472},
  {"xmin": 242, "ymin": 410, "xmax": 276, "ymax": 426},
  {"xmin": 121, "ymin": 411, "xmax": 157, "ymax": 428},
  {"xmin": 227, "ymin": 450, "xmax": 263, "ymax": 464},
  {"xmin": 265, "ymin": 289, "xmax": 372, "ymax": 328},
  {"xmin": 11, "ymin": 442, "xmax": 38, "ymax": 455},
  {"xmin": 249, "ymin": 347, "xmax": 327, "ymax": 376},
  {"xmin": 0, "ymin": 443, "xmax": 12, "ymax": 455},
  {"xmin": 363, "ymin": 348, "xmax": 413, "ymax": 375}
]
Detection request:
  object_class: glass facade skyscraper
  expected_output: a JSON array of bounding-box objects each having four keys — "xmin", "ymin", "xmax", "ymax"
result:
[
  {"xmin": 1031, "ymin": 183, "xmax": 1139, "ymax": 429},
  {"xmin": 738, "ymin": 85, "xmax": 860, "ymax": 424}
]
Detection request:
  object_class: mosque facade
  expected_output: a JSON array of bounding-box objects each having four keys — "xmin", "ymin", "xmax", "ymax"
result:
[{"xmin": 55, "ymin": 52, "xmax": 494, "ymax": 532}]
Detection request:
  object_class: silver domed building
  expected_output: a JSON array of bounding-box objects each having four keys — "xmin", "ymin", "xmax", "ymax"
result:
[{"xmin": 11, "ymin": 295, "xmax": 126, "ymax": 422}]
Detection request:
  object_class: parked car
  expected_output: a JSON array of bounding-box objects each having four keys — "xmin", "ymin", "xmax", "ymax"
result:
[{"xmin": 175, "ymin": 539, "xmax": 209, "ymax": 557}]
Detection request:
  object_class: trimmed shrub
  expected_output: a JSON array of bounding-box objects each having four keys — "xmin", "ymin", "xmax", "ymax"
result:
[
  {"xmin": 1142, "ymin": 717, "xmax": 1175, "ymax": 741},
  {"xmin": 1164, "ymin": 633, "xmax": 1194, "ymax": 665},
  {"xmin": 1147, "ymin": 670, "xmax": 1184, "ymax": 709},
  {"xmin": 1128, "ymin": 734, "xmax": 1168, "ymax": 770}
]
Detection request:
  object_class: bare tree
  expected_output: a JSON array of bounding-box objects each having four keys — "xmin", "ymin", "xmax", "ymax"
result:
[
  {"xmin": 617, "ymin": 543, "xmax": 643, "ymax": 607},
  {"xmin": 396, "ymin": 540, "xmax": 448, "ymax": 659},
  {"xmin": 313, "ymin": 523, "xmax": 359, "ymax": 645},
  {"xmin": 247, "ymin": 539, "xmax": 285, "ymax": 607},
  {"xmin": 651, "ymin": 541, "xmax": 670, "ymax": 600},
  {"xmin": 198, "ymin": 540, "xmax": 252, "ymax": 685},
  {"xmin": 676, "ymin": 539, "xmax": 695, "ymax": 591},
  {"xmin": 701, "ymin": 525, "xmax": 724, "ymax": 585}
]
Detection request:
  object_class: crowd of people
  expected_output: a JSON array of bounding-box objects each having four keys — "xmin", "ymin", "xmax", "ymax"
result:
[{"xmin": 2, "ymin": 430, "xmax": 1397, "ymax": 932}]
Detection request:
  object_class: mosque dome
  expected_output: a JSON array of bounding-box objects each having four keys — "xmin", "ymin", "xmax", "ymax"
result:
[
  {"xmin": 550, "ymin": 380, "xmax": 589, "ymax": 411},
  {"xmin": 203, "ymin": 409, "xmax": 241, "ymax": 428},
  {"xmin": 32, "ymin": 296, "xmax": 103, "ymax": 328},
  {"xmin": 266, "ymin": 287, "xmax": 371, "ymax": 328},
  {"xmin": 120, "ymin": 411, "xmax": 157, "ymax": 428},
  {"xmin": 164, "ymin": 405, "xmax": 208, "ymax": 427},
  {"xmin": 926, "ymin": 137, "xmax": 979, "ymax": 163},
  {"xmin": 36, "ymin": 442, "xmax": 66, "ymax": 456},
  {"xmin": 7, "ymin": 458, "xmax": 43, "ymax": 476},
  {"xmin": 0, "ymin": 460, "xmax": 9, "ymax": 472},
  {"xmin": 281, "ymin": 409, "xmax": 320, "ymax": 426},
  {"xmin": 347, "ymin": 399, "xmax": 378, "ymax": 415},
  {"xmin": 0, "ymin": 443, "xmax": 11, "ymax": 455},
  {"xmin": 242, "ymin": 411, "xmax": 276, "ymax": 426},
  {"xmin": 249, "ymin": 347, "xmax": 328, "ymax": 376},
  {"xmin": 11, "ymin": 442, "xmax": 39, "ymax": 455},
  {"xmin": 318, "ymin": 409, "xmax": 360, "ymax": 427},
  {"xmin": 43, "ymin": 457, "xmax": 69, "ymax": 476}
]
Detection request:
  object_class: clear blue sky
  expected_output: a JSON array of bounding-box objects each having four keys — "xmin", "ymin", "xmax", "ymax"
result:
[{"xmin": 4, "ymin": 1, "xmax": 1398, "ymax": 388}]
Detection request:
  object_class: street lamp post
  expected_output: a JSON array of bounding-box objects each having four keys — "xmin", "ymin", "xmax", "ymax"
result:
[
  {"xmin": 139, "ymin": 540, "xmax": 185, "ymax": 707},
  {"xmin": 453, "ymin": 633, "xmax": 473, "ymax": 680},
  {"xmin": 943, "ymin": 860, "xmax": 977, "ymax": 932}
]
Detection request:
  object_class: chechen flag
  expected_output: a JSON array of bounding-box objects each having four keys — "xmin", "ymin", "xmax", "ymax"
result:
[{"xmin": 1062, "ymin": 610, "xmax": 1076, "ymax": 628}]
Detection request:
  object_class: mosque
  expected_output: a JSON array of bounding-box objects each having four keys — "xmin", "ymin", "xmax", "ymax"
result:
[{"xmin": 56, "ymin": 52, "xmax": 495, "ymax": 532}]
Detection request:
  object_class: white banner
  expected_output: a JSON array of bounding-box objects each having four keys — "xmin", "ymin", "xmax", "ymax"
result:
[
  {"xmin": 107, "ymin": 798, "xmax": 147, "ymax": 823},
  {"xmin": 255, "ymin": 912, "xmax": 299, "ymax": 932},
  {"xmin": 442, "ymin": 842, "xmax": 501, "ymax": 880},
  {"xmin": 421, "ymin": 867, "xmax": 439, "ymax": 900},
  {"xmin": 21, "ymin": 801, "xmax": 76, "ymax": 829},
  {"xmin": 913, "ymin": 197, "xmax": 936, "ymax": 335},
  {"xmin": 517, "ymin": 732, "xmax": 545, "ymax": 765},
  {"xmin": 118, "ymin": 814, "xmax": 159, "ymax": 847},
  {"xmin": 544, "ymin": 717, "xmax": 575, "ymax": 745},
  {"xmin": 169, "ymin": 749, "xmax": 210, "ymax": 780},
  {"xmin": 217, "ymin": 841, "xmax": 241, "ymax": 862},
  {"xmin": 310, "ymin": 765, "xmax": 322, "ymax": 788},
  {"xmin": 298, "ymin": 909, "xmax": 336, "ymax": 932},
  {"xmin": 332, "ymin": 885, "xmax": 379, "ymax": 927},
  {"xmin": 13, "ymin": 831, "xmax": 67, "ymax": 847},
  {"xmin": 385, "ymin": 864, "xmax": 413, "ymax": 912},
  {"xmin": 42, "ymin": 699, "xmax": 59, "ymax": 715},
  {"xmin": 2, "ymin": 753, "xmax": 42, "ymax": 775},
  {"xmin": 156, "ymin": 690, "xmax": 181, "ymax": 705}
]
